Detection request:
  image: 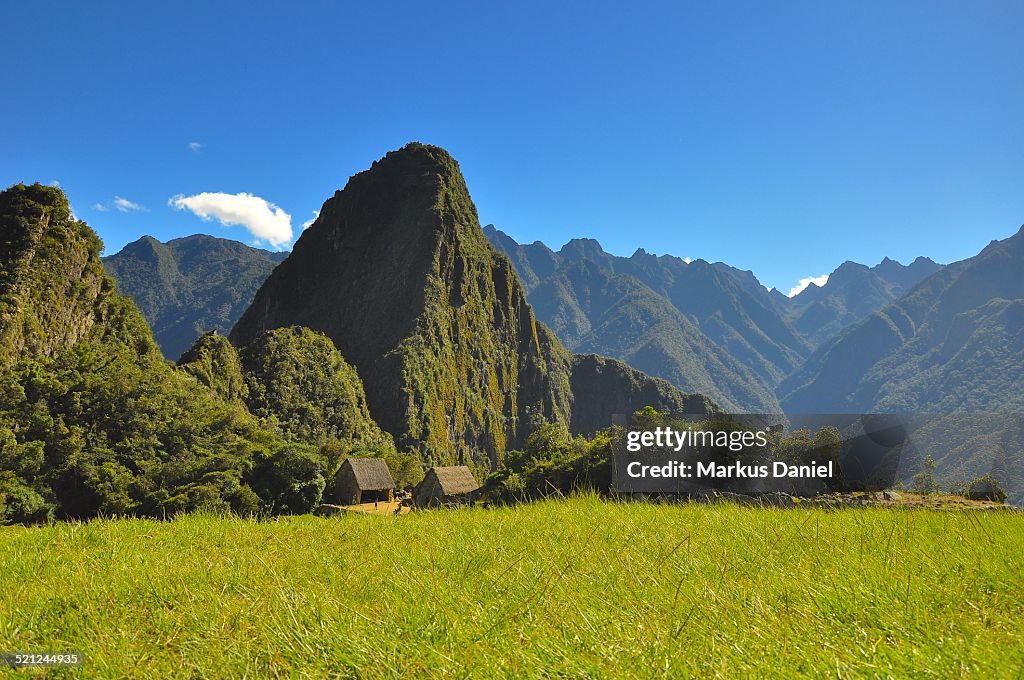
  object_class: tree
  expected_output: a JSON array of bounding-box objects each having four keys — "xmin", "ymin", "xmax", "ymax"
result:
[
  {"xmin": 0, "ymin": 471, "xmax": 52, "ymax": 524},
  {"xmin": 246, "ymin": 446, "xmax": 326, "ymax": 515},
  {"xmin": 383, "ymin": 452, "xmax": 424, "ymax": 491},
  {"xmin": 912, "ymin": 455, "xmax": 938, "ymax": 495}
]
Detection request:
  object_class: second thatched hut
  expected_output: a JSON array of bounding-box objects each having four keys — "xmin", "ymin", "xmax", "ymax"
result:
[{"xmin": 413, "ymin": 466, "xmax": 480, "ymax": 508}]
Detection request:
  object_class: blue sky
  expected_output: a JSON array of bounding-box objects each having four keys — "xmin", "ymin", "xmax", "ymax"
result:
[{"xmin": 3, "ymin": 1, "xmax": 1022, "ymax": 294}]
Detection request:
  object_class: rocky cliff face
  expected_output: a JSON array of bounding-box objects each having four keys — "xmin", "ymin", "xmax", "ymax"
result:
[
  {"xmin": 232, "ymin": 144, "xmax": 709, "ymax": 466},
  {"xmin": 0, "ymin": 184, "xmax": 155, "ymax": 364},
  {"xmin": 568, "ymin": 354, "xmax": 716, "ymax": 433}
]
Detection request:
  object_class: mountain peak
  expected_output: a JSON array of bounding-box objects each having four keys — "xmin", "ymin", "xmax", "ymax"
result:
[
  {"xmin": 231, "ymin": 145, "xmax": 568, "ymax": 463},
  {"xmin": 119, "ymin": 235, "xmax": 166, "ymax": 260},
  {"xmin": 833, "ymin": 260, "xmax": 869, "ymax": 274},
  {"xmin": 373, "ymin": 141, "xmax": 458, "ymax": 170},
  {"xmin": 559, "ymin": 238, "xmax": 606, "ymax": 261},
  {"xmin": 0, "ymin": 182, "xmax": 154, "ymax": 364}
]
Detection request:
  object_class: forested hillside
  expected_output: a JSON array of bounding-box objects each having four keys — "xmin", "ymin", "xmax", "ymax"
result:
[
  {"xmin": 0, "ymin": 184, "xmax": 409, "ymax": 524},
  {"xmin": 780, "ymin": 226, "xmax": 1024, "ymax": 413},
  {"xmin": 0, "ymin": 184, "xmax": 284, "ymax": 522}
]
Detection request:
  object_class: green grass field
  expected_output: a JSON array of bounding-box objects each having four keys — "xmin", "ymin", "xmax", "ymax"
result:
[{"xmin": 1, "ymin": 496, "xmax": 1022, "ymax": 678}]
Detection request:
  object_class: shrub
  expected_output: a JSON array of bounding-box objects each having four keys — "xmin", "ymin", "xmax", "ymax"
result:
[
  {"xmin": 230, "ymin": 485, "xmax": 262, "ymax": 516},
  {"xmin": 247, "ymin": 446, "xmax": 326, "ymax": 514},
  {"xmin": 965, "ymin": 474, "xmax": 1007, "ymax": 503},
  {"xmin": 0, "ymin": 471, "xmax": 53, "ymax": 524}
]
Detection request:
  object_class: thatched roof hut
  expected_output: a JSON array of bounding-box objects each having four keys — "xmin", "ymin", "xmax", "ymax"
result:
[
  {"xmin": 335, "ymin": 457, "xmax": 395, "ymax": 505},
  {"xmin": 413, "ymin": 466, "xmax": 480, "ymax": 508}
]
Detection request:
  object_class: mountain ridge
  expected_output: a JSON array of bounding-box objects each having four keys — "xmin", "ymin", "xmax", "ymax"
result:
[
  {"xmin": 780, "ymin": 254, "xmax": 943, "ymax": 345},
  {"xmin": 485, "ymin": 225, "xmax": 810, "ymax": 410},
  {"xmin": 103, "ymin": 234, "xmax": 286, "ymax": 361},
  {"xmin": 779, "ymin": 224, "xmax": 1024, "ymax": 413}
]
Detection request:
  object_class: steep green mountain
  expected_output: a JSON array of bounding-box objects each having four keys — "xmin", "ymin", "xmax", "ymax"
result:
[
  {"xmin": 484, "ymin": 226, "xmax": 807, "ymax": 407},
  {"xmin": 0, "ymin": 184, "xmax": 288, "ymax": 523},
  {"xmin": 103, "ymin": 234, "xmax": 287, "ymax": 361},
  {"xmin": 231, "ymin": 144, "xmax": 710, "ymax": 466},
  {"xmin": 778, "ymin": 226, "xmax": 1024, "ymax": 414},
  {"xmin": 780, "ymin": 256, "xmax": 943, "ymax": 346},
  {"xmin": 0, "ymin": 186, "xmax": 151, "ymax": 362}
]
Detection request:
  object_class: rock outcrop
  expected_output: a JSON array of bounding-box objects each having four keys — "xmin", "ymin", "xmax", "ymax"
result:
[{"xmin": 0, "ymin": 184, "xmax": 155, "ymax": 364}]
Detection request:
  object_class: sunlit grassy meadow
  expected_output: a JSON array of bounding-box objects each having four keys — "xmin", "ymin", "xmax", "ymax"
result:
[{"xmin": 1, "ymin": 495, "xmax": 1022, "ymax": 678}]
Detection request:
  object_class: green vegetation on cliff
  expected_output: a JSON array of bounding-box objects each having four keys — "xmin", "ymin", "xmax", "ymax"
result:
[
  {"xmin": 176, "ymin": 330, "xmax": 250, "ymax": 403},
  {"xmin": 180, "ymin": 327, "xmax": 393, "ymax": 453},
  {"xmin": 0, "ymin": 184, "xmax": 152, "ymax": 363}
]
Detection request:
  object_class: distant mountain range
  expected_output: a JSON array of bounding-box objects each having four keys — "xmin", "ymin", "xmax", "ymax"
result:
[
  {"xmin": 483, "ymin": 225, "xmax": 942, "ymax": 412},
  {"xmin": 775, "ymin": 256, "xmax": 942, "ymax": 346},
  {"xmin": 103, "ymin": 235, "xmax": 287, "ymax": 361},
  {"xmin": 104, "ymin": 213, "xmax": 1024, "ymax": 446},
  {"xmin": 100, "ymin": 223, "xmax": 949, "ymax": 415},
  {"xmin": 780, "ymin": 226, "xmax": 1024, "ymax": 414}
]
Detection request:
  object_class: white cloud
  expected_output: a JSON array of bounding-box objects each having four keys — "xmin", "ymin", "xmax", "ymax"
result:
[
  {"xmin": 188, "ymin": 141, "xmax": 203, "ymax": 152},
  {"xmin": 683, "ymin": 256, "xmax": 693, "ymax": 264},
  {"xmin": 302, "ymin": 210, "xmax": 320, "ymax": 230},
  {"xmin": 114, "ymin": 196, "xmax": 145, "ymax": 213},
  {"xmin": 93, "ymin": 203, "xmax": 108, "ymax": 212},
  {"xmin": 787, "ymin": 274, "xmax": 829, "ymax": 298},
  {"xmin": 49, "ymin": 180, "xmax": 61, "ymax": 187},
  {"xmin": 169, "ymin": 191, "xmax": 293, "ymax": 249}
]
